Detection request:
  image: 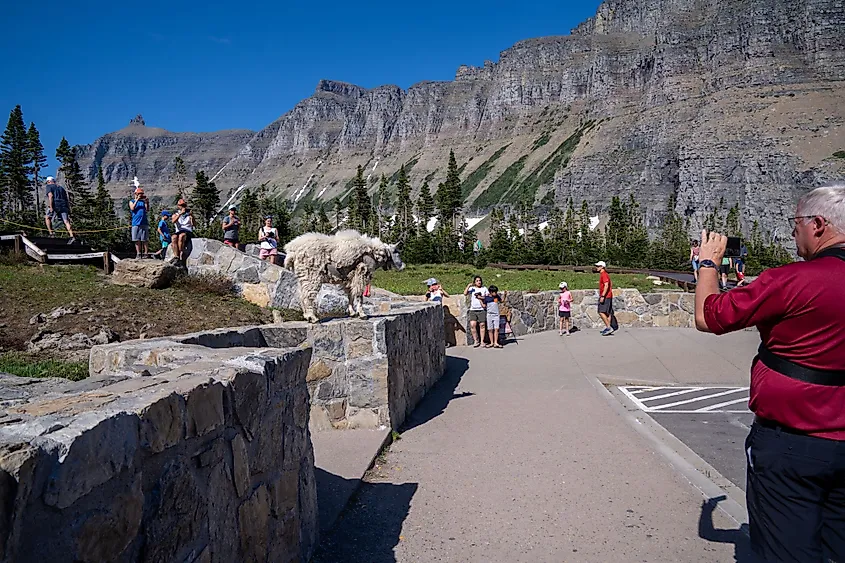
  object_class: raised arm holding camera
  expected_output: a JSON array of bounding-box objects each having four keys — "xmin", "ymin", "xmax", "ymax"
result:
[{"xmin": 694, "ymin": 185, "xmax": 845, "ymax": 563}]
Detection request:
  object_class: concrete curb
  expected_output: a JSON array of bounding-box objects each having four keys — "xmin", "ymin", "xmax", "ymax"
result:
[{"xmin": 587, "ymin": 376, "xmax": 749, "ymax": 529}]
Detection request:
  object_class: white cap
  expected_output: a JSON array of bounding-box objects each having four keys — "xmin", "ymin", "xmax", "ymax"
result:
[
  {"xmin": 595, "ymin": 261, "xmax": 607, "ymax": 268},
  {"xmin": 559, "ymin": 281, "xmax": 568, "ymax": 289},
  {"xmin": 46, "ymin": 176, "xmax": 54, "ymax": 182}
]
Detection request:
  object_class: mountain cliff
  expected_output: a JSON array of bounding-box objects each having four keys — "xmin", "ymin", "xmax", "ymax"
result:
[{"xmin": 75, "ymin": 0, "xmax": 845, "ymax": 238}]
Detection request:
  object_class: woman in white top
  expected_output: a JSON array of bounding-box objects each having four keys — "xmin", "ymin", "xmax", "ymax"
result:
[
  {"xmin": 258, "ymin": 216, "xmax": 279, "ymax": 265},
  {"xmin": 170, "ymin": 198, "xmax": 194, "ymax": 262}
]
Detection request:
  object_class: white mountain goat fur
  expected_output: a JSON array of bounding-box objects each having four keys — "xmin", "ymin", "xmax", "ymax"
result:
[{"xmin": 283, "ymin": 230, "xmax": 405, "ymax": 323}]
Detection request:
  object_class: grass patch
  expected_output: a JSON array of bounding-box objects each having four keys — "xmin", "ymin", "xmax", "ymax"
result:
[
  {"xmin": 373, "ymin": 264, "xmax": 658, "ymax": 294},
  {"xmin": 0, "ymin": 263, "xmax": 272, "ymax": 353},
  {"xmin": 387, "ymin": 157, "xmax": 420, "ymax": 184},
  {"xmin": 503, "ymin": 121, "xmax": 594, "ymax": 205},
  {"xmin": 0, "ymin": 250, "xmax": 28, "ymax": 267},
  {"xmin": 532, "ymin": 131, "xmax": 551, "ymax": 150},
  {"xmin": 460, "ymin": 145, "xmax": 509, "ymax": 200},
  {"xmin": 0, "ymin": 352, "xmax": 88, "ymax": 381},
  {"xmin": 472, "ymin": 156, "xmax": 528, "ymax": 208},
  {"xmin": 834, "ymin": 150, "xmax": 845, "ymax": 159}
]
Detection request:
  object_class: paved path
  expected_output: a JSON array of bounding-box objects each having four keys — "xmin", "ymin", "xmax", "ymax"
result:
[{"xmin": 315, "ymin": 328, "xmax": 761, "ymax": 562}]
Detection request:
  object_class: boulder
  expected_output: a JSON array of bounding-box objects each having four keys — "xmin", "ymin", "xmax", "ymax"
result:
[{"xmin": 112, "ymin": 259, "xmax": 186, "ymax": 289}]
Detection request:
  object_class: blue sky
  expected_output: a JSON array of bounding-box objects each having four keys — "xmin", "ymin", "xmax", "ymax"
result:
[{"xmin": 1, "ymin": 0, "xmax": 602, "ymax": 174}]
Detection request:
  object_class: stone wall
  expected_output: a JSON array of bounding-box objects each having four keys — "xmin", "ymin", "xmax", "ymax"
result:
[
  {"xmin": 455, "ymin": 289, "xmax": 694, "ymax": 343},
  {"xmin": 90, "ymin": 301, "xmax": 446, "ymax": 432},
  {"xmin": 0, "ymin": 346, "xmax": 318, "ymax": 563}
]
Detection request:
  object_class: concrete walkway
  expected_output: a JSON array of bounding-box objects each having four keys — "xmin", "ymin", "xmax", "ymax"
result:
[{"xmin": 314, "ymin": 328, "xmax": 761, "ymax": 563}]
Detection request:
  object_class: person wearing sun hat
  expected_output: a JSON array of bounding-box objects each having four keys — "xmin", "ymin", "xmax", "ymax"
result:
[
  {"xmin": 129, "ymin": 185, "xmax": 150, "ymax": 258},
  {"xmin": 595, "ymin": 260, "xmax": 614, "ymax": 335},
  {"xmin": 424, "ymin": 278, "xmax": 449, "ymax": 302}
]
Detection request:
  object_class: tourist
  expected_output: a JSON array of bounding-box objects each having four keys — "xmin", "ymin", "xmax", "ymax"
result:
[
  {"xmin": 595, "ymin": 261, "xmax": 614, "ymax": 335},
  {"xmin": 464, "ymin": 275, "xmax": 489, "ymax": 347},
  {"xmin": 689, "ymin": 239, "xmax": 701, "ymax": 282},
  {"xmin": 129, "ymin": 186, "xmax": 149, "ymax": 258},
  {"xmin": 720, "ymin": 255, "xmax": 732, "ymax": 289},
  {"xmin": 473, "ymin": 238, "xmax": 483, "ymax": 255},
  {"xmin": 171, "ymin": 199, "xmax": 194, "ymax": 263},
  {"xmin": 222, "ymin": 205, "xmax": 240, "ymax": 248},
  {"xmin": 258, "ymin": 216, "xmax": 279, "ymax": 265},
  {"xmin": 424, "ymin": 278, "xmax": 450, "ymax": 302},
  {"xmin": 44, "ymin": 176, "xmax": 75, "ymax": 242},
  {"xmin": 558, "ymin": 281, "xmax": 573, "ymax": 336},
  {"xmin": 693, "ymin": 185, "xmax": 845, "ymax": 563},
  {"xmin": 735, "ymin": 242, "xmax": 749, "ymax": 286},
  {"xmin": 484, "ymin": 285, "xmax": 503, "ymax": 348},
  {"xmin": 154, "ymin": 210, "xmax": 172, "ymax": 259}
]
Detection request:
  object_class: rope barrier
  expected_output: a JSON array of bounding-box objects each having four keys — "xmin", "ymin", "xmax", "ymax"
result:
[{"xmin": 0, "ymin": 217, "xmax": 132, "ymax": 235}]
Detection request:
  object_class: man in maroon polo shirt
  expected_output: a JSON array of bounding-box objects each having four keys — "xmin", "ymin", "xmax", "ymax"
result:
[{"xmin": 694, "ymin": 185, "xmax": 845, "ymax": 563}]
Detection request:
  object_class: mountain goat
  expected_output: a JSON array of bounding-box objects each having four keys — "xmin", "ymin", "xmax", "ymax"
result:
[{"xmin": 283, "ymin": 230, "xmax": 405, "ymax": 323}]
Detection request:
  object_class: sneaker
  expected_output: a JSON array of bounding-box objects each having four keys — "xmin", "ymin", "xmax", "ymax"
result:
[
  {"xmin": 67, "ymin": 237, "xmax": 76, "ymax": 245},
  {"xmin": 565, "ymin": 331, "xmax": 571, "ymax": 336},
  {"xmin": 600, "ymin": 327, "xmax": 612, "ymax": 336}
]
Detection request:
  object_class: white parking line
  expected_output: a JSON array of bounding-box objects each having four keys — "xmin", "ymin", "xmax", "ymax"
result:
[
  {"xmin": 618, "ymin": 386, "xmax": 750, "ymax": 414},
  {"xmin": 696, "ymin": 397, "xmax": 749, "ymax": 412},
  {"xmin": 638, "ymin": 387, "xmax": 705, "ymax": 402},
  {"xmin": 650, "ymin": 388, "xmax": 749, "ymax": 411}
]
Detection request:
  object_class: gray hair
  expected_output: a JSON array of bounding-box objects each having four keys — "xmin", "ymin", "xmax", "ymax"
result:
[{"xmin": 797, "ymin": 185, "xmax": 845, "ymax": 233}]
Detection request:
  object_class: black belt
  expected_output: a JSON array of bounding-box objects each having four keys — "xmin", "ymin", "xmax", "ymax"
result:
[
  {"xmin": 753, "ymin": 416, "xmax": 811, "ymax": 436},
  {"xmin": 756, "ymin": 343, "xmax": 845, "ymax": 387}
]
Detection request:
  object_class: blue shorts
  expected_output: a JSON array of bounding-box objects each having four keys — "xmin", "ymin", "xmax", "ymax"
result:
[
  {"xmin": 692, "ymin": 259, "xmax": 700, "ymax": 271},
  {"xmin": 160, "ymin": 240, "xmax": 170, "ymax": 248}
]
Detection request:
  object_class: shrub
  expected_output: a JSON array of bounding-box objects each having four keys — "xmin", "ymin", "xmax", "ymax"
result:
[
  {"xmin": 0, "ymin": 250, "xmax": 28, "ymax": 266},
  {"xmin": 173, "ymin": 272, "xmax": 236, "ymax": 297}
]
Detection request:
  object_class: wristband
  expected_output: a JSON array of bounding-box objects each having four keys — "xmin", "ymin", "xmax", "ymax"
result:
[{"xmin": 699, "ymin": 259, "xmax": 718, "ymax": 270}]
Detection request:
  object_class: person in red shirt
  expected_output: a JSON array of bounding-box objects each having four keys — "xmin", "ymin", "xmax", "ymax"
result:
[
  {"xmin": 694, "ymin": 185, "xmax": 845, "ymax": 563},
  {"xmin": 595, "ymin": 260, "xmax": 614, "ymax": 335}
]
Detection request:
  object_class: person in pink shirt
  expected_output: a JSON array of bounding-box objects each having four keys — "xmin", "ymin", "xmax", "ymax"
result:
[{"xmin": 558, "ymin": 281, "xmax": 573, "ymax": 336}]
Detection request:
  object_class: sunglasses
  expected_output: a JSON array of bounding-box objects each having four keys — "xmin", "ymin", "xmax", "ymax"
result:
[{"xmin": 787, "ymin": 215, "xmax": 830, "ymax": 229}]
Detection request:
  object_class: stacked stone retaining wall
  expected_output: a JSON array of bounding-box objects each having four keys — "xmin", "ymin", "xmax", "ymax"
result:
[
  {"xmin": 452, "ymin": 288, "xmax": 694, "ymax": 344},
  {"xmin": 0, "ymin": 347, "xmax": 318, "ymax": 563},
  {"xmin": 90, "ymin": 302, "xmax": 445, "ymax": 432}
]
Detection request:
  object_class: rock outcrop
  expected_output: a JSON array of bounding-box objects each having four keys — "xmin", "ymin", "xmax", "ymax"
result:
[
  {"xmin": 112, "ymin": 258, "xmax": 186, "ymax": 289},
  {"xmin": 74, "ymin": 0, "xmax": 845, "ymax": 237}
]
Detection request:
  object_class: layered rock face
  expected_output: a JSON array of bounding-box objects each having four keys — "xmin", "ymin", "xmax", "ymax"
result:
[{"xmin": 75, "ymin": 0, "xmax": 845, "ymax": 236}]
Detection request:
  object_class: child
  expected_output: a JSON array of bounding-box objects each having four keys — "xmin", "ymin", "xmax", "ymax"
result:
[
  {"xmin": 424, "ymin": 278, "xmax": 450, "ymax": 302},
  {"xmin": 558, "ymin": 281, "xmax": 573, "ymax": 336},
  {"xmin": 154, "ymin": 210, "xmax": 172, "ymax": 259},
  {"xmin": 483, "ymin": 285, "xmax": 503, "ymax": 348}
]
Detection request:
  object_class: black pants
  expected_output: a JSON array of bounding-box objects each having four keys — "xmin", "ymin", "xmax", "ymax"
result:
[{"xmin": 746, "ymin": 421, "xmax": 845, "ymax": 562}]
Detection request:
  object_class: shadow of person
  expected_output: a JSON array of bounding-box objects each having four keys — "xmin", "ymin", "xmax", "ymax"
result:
[
  {"xmin": 312, "ymin": 468, "xmax": 418, "ymax": 563},
  {"xmin": 698, "ymin": 495, "xmax": 760, "ymax": 562},
  {"xmin": 399, "ymin": 356, "xmax": 472, "ymax": 432}
]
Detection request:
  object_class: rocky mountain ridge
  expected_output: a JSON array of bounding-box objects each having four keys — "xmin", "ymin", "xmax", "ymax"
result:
[{"xmin": 74, "ymin": 0, "xmax": 845, "ymax": 238}]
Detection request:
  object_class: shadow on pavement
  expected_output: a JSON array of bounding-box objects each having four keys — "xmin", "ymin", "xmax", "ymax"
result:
[
  {"xmin": 698, "ymin": 496, "xmax": 760, "ymax": 562},
  {"xmin": 311, "ymin": 468, "xmax": 417, "ymax": 563},
  {"xmin": 400, "ymin": 356, "xmax": 471, "ymax": 432}
]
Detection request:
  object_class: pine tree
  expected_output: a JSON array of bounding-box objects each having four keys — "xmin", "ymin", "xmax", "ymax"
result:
[
  {"xmin": 725, "ymin": 203, "xmax": 742, "ymax": 237},
  {"xmin": 375, "ymin": 174, "xmax": 390, "ymax": 238},
  {"xmin": 395, "ymin": 164, "xmax": 412, "ymax": 232},
  {"xmin": 416, "ymin": 181, "xmax": 434, "ymax": 233},
  {"xmin": 350, "ymin": 165, "xmax": 371, "ymax": 232},
  {"xmin": 625, "ymin": 195, "xmax": 650, "ymax": 268},
  {"xmin": 649, "ymin": 195, "xmax": 690, "ymax": 269},
  {"xmin": 604, "ymin": 195, "xmax": 630, "ymax": 266},
  {"xmin": 191, "ymin": 170, "xmax": 220, "ymax": 228},
  {"xmin": 85, "ymin": 166, "xmax": 125, "ymax": 249},
  {"xmin": 317, "ymin": 205, "xmax": 332, "ymax": 234},
  {"xmin": 173, "ymin": 156, "xmax": 188, "ymax": 204},
  {"xmin": 0, "ymin": 105, "xmax": 32, "ymax": 218},
  {"xmin": 26, "ymin": 123, "xmax": 46, "ymax": 218},
  {"xmin": 576, "ymin": 200, "xmax": 602, "ymax": 265},
  {"xmin": 332, "ymin": 198, "xmax": 344, "ymax": 230},
  {"xmin": 487, "ymin": 208, "xmax": 512, "ymax": 263},
  {"xmin": 239, "ymin": 188, "xmax": 261, "ymax": 244},
  {"xmin": 56, "ymin": 137, "xmax": 92, "ymax": 220}
]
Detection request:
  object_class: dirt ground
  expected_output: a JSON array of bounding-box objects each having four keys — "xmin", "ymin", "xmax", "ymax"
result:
[{"xmin": 0, "ymin": 262, "xmax": 274, "ymax": 360}]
